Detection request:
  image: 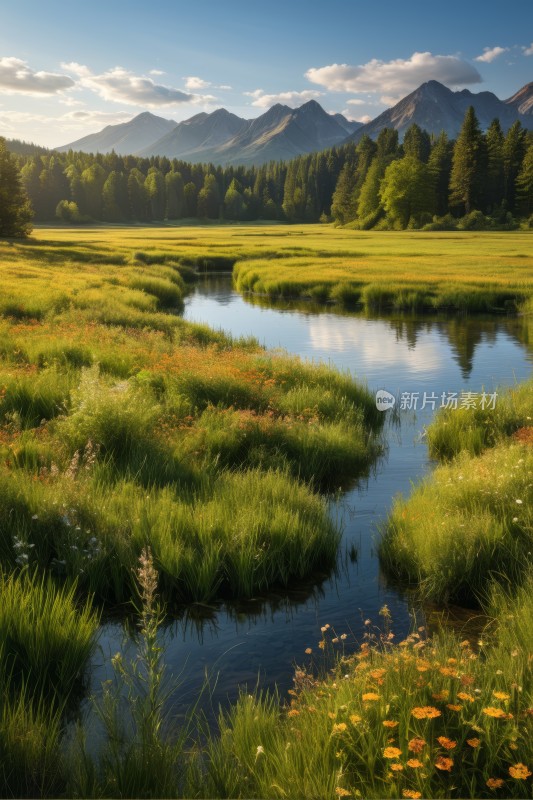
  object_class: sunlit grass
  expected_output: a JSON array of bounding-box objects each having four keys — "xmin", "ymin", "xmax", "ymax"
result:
[{"xmin": 379, "ymin": 441, "xmax": 533, "ymax": 605}]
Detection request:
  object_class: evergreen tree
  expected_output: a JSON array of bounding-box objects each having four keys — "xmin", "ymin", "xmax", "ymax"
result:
[
  {"xmin": 331, "ymin": 158, "xmax": 358, "ymax": 223},
  {"xmin": 503, "ymin": 120, "xmax": 527, "ymax": 211},
  {"xmin": 403, "ymin": 124, "xmax": 431, "ymax": 162},
  {"xmin": 0, "ymin": 137, "xmax": 33, "ymax": 236},
  {"xmin": 197, "ymin": 173, "xmax": 220, "ymax": 219},
  {"xmin": 428, "ymin": 132, "xmax": 452, "ymax": 216},
  {"xmin": 145, "ymin": 168, "xmax": 166, "ymax": 219},
  {"xmin": 485, "ymin": 119, "xmax": 505, "ymax": 212},
  {"xmin": 516, "ymin": 141, "xmax": 533, "ymax": 218},
  {"xmin": 165, "ymin": 171, "xmax": 184, "ymax": 219},
  {"xmin": 449, "ymin": 106, "xmax": 487, "ymax": 214}
]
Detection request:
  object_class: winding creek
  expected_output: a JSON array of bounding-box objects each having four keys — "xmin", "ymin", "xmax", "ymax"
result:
[{"xmin": 87, "ymin": 275, "xmax": 532, "ymax": 726}]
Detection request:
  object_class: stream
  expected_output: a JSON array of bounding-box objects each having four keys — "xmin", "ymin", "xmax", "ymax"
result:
[{"xmin": 86, "ymin": 275, "xmax": 533, "ymax": 726}]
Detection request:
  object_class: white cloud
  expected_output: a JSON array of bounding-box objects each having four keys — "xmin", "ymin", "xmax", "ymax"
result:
[
  {"xmin": 0, "ymin": 56, "xmax": 74, "ymax": 95},
  {"xmin": 524, "ymin": 43, "xmax": 533, "ymax": 56},
  {"xmin": 219, "ymin": 84, "xmax": 232, "ymax": 90},
  {"xmin": 62, "ymin": 62, "xmax": 215, "ymax": 107},
  {"xmin": 346, "ymin": 98, "xmax": 365, "ymax": 106},
  {"xmin": 306, "ymin": 52, "xmax": 482, "ymax": 96},
  {"xmin": 475, "ymin": 46, "xmax": 509, "ymax": 63},
  {"xmin": 359, "ymin": 115, "xmax": 372, "ymax": 124},
  {"xmin": 185, "ymin": 75, "xmax": 210, "ymax": 90},
  {"xmin": 244, "ymin": 88, "xmax": 323, "ymax": 108},
  {"xmin": 149, "ymin": 69, "xmax": 165, "ymax": 76}
]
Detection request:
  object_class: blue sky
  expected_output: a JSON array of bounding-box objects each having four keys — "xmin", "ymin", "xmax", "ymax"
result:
[{"xmin": 1, "ymin": 0, "xmax": 532, "ymax": 147}]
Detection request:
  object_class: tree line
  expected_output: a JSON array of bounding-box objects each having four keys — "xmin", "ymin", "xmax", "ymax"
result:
[{"xmin": 2, "ymin": 106, "xmax": 533, "ymax": 236}]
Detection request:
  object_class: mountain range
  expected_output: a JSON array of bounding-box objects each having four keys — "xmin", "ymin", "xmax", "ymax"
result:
[{"xmin": 56, "ymin": 80, "xmax": 533, "ymax": 165}]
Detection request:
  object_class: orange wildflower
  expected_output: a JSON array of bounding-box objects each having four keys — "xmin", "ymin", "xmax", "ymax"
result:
[
  {"xmin": 287, "ymin": 709, "xmax": 300, "ymax": 717},
  {"xmin": 460, "ymin": 674, "xmax": 475, "ymax": 686},
  {"xmin": 486, "ymin": 778, "xmax": 505, "ymax": 789},
  {"xmin": 407, "ymin": 759, "xmax": 424, "ymax": 768},
  {"xmin": 483, "ymin": 707, "xmax": 507, "ymax": 719},
  {"xmin": 437, "ymin": 736, "xmax": 457, "ymax": 750},
  {"xmin": 408, "ymin": 737, "xmax": 427, "ymax": 753},
  {"xmin": 382, "ymin": 720, "xmax": 399, "ymax": 728},
  {"xmin": 439, "ymin": 666, "xmax": 458, "ymax": 677},
  {"xmin": 383, "ymin": 747, "xmax": 402, "ymax": 759},
  {"xmin": 335, "ymin": 789, "xmax": 351, "ymax": 797},
  {"xmin": 390, "ymin": 763, "xmax": 404, "ymax": 771},
  {"xmin": 435, "ymin": 756, "xmax": 454, "ymax": 772},
  {"xmin": 402, "ymin": 791, "xmax": 422, "ymax": 799},
  {"xmin": 411, "ymin": 706, "xmax": 441, "ymax": 719},
  {"xmin": 370, "ymin": 668, "xmax": 387, "ymax": 680},
  {"xmin": 446, "ymin": 704, "xmax": 462, "ymax": 711},
  {"xmin": 509, "ymin": 764, "xmax": 532, "ymax": 780},
  {"xmin": 467, "ymin": 738, "xmax": 481, "ymax": 748},
  {"xmin": 493, "ymin": 691, "xmax": 510, "ymax": 700},
  {"xmin": 432, "ymin": 690, "xmax": 449, "ymax": 701},
  {"xmin": 457, "ymin": 692, "xmax": 475, "ymax": 702},
  {"xmin": 362, "ymin": 692, "xmax": 380, "ymax": 702},
  {"xmin": 305, "ymin": 648, "xmax": 312, "ymax": 655},
  {"xmin": 332, "ymin": 723, "xmax": 348, "ymax": 734},
  {"xmin": 349, "ymin": 714, "xmax": 362, "ymax": 725}
]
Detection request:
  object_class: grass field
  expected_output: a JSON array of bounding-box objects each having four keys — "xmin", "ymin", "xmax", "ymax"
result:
[{"xmin": 15, "ymin": 224, "xmax": 533, "ymax": 313}]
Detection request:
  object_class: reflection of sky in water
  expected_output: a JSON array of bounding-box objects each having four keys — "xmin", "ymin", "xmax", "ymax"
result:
[{"xmin": 87, "ymin": 278, "xmax": 532, "ymax": 729}]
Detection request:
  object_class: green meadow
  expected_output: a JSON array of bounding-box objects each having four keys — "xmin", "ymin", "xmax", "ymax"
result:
[{"xmin": 0, "ymin": 224, "xmax": 531, "ymax": 798}]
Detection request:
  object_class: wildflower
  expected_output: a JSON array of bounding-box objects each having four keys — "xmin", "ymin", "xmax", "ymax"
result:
[
  {"xmin": 509, "ymin": 764, "xmax": 532, "ymax": 780},
  {"xmin": 362, "ymin": 692, "xmax": 380, "ymax": 702},
  {"xmin": 318, "ymin": 640, "xmax": 325, "ymax": 650},
  {"xmin": 256, "ymin": 745, "xmax": 265, "ymax": 757},
  {"xmin": 457, "ymin": 692, "xmax": 475, "ymax": 702},
  {"xmin": 483, "ymin": 707, "xmax": 507, "ymax": 719},
  {"xmin": 383, "ymin": 747, "xmax": 402, "ymax": 759},
  {"xmin": 335, "ymin": 789, "xmax": 351, "ymax": 798},
  {"xmin": 287, "ymin": 709, "xmax": 300, "ymax": 717},
  {"xmin": 305, "ymin": 648, "xmax": 312, "ymax": 655},
  {"xmin": 349, "ymin": 715, "xmax": 362, "ymax": 725},
  {"xmin": 435, "ymin": 756, "xmax": 454, "ymax": 772},
  {"xmin": 486, "ymin": 778, "xmax": 505, "ymax": 789},
  {"xmin": 370, "ymin": 668, "xmax": 387, "ymax": 680},
  {"xmin": 437, "ymin": 736, "xmax": 457, "ymax": 750},
  {"xmin": 493, "ymin": 691, "xmax": 510, "ymax": 700},
  {"xmin": 332, "ymin": 723, "xmax": 347, "ymax": 735},
  {"xmin": 340, "ymin": 633, "xmax": 347, "ymax": 640},
  {"xmin": 407, "ymin": 759, "xmax": 424, "ymax": 768},
  {"xmin": 321, "ymin": 624, "xmax": 330, "ymax": 632},
  {"xmin": 411, "ymin": 706, "xmax": 441, "ymax": 720},
  {"xmin": 402, "ymin": 791, "xmax": 422, "ymax": 798},
  {"xmin": 432, "ymin": 690, "xmax": 449, "ymax": 701},
  {"xmin": 439, "ymin": 666, "xmax": 458, "ymax": 677},
  {"xmin": 446, "ymin": 704, "xmax": 462, "ymax": 711},
  {"xmin": 460, "ymin": 674, "xmax": 475, "ymax": 686},
  {"xmin": 390, "ymin": 763, "xmax": 404, "ymax": 771},
  {"xmin": 408, "ymin": 738, "xmax": 427, "ymax": 753},
  {"xmin": 515, "ymin": 499, "xmax": 523, "ymax": 504},
  {"xmin": 467, "ymin": 738, "xmax": 480, "ymax": 748},
  {"xmin": 382, "ymin": 720, "xmax": 399, "ymax": 728}
]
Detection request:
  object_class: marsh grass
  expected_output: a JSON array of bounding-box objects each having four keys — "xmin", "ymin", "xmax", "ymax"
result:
[
  {"xmin": 379, "ymin": 441, "xmax": 533, "ymax": 605},
  {"xmin": 427, "ymin": 378, "xmax": 533, "ymax": 460},
  {"xmin": 0, "ymin": 570, "xmax": 99, "ymax": 698}
]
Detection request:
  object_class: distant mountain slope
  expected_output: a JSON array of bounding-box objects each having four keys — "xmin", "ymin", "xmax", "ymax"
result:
[
  {"xmin": 136, "ymin": 107, "xmax": 247, "ymax": 160},
  {"xmin": 6, "ymin": 139, "xmax": 49, "ymax": 156},
  {"xmin": 56, "ymin": 112, "xmax": 178, "ymax": 155},
  {"xmin": 141, "ymin": 100, "xmax": 354, "ymax": 164},
  {"xmin": 505, "ymin": 82, "xmax": 533, "ymax": 115},
  {"xmin": 347, "ymin": 80, "xmax": 533, "ymax": 143},
  {"xmin": 331, "ymin": 113, "xmax": 363, "ymax": 135}
]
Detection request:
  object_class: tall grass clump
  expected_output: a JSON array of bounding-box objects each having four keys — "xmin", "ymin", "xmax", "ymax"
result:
[
  {"xmin": 0, "ymin": 686, "xmax": 65, "ymax": 798},
  {"xmin": 427, "ymin": 378, "xmax": 533, "ymax": 460},
  {"xmin": 0, "ymin": 570, "xmax": 99, "ymax": 698},
  {"xmin": 379, "ymin": 441, "xmax": 533, "ymax": 605},
  {"xmin": 200, "ymin": 609, "xmax": 532, "ymax": 800}
]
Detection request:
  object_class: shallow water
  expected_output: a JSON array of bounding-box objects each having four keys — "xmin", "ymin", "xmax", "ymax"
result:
[{"xmin": 89, "ymin": 276, "xmax": 532, "ymax": 723}]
